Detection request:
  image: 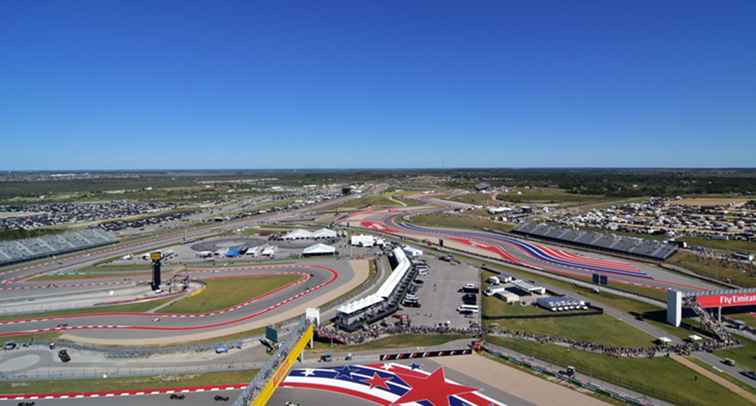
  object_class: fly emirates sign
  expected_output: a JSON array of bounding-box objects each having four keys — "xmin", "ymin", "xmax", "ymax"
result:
[{"xmin": 696, "ymin": 293, "xmax": 756, "ymax": 308}]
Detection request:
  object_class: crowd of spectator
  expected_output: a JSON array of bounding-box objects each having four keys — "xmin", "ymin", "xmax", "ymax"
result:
[
  {"xmin": 487, "ymin": 326, "xmax": 739, "ymax": 359},
  {"xmin": 316, "ymin": 323, "xmax": 483, "ymax": 346}
]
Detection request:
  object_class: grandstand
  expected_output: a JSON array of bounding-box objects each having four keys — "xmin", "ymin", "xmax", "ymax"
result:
[
  {"xmin": 335, "ymin": 246, "xmax": 416, "ymax": 332},
  {"xmin": 513, "ymin": 222, "xmax": 677, "ymax": 260},
  {"xmin": 0, "ymin": 229, "xmax": 117, "ymax": 266}
]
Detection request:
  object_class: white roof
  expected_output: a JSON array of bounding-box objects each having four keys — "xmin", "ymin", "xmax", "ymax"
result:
[
  {"xmin": 337, "ymin": 295, "xmax": 384, "ymax": 314},
  {"xmin": 312, "ymin": 228, "xmax": 338, "ymax": 238},
  {"xmin": 403, "ymin": 245, "xmax": 423, "ymax": 256},
  {"xmin": 282, "ymin": 229, "xmax": 312, "ymax": 239},
  {"xmin": 511, "ymin": 279, "xmax": 544, "ymax": 292},
  {"xmin": 303, "ymin": 243, "xmax": 336, "ymax": 255},
  {"xmin": 338, "ymin": 247, "xmax": 410, "ymax": 315}
]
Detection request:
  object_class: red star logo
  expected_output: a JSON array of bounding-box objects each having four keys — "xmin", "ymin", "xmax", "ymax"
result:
[
  {"xmin": 366, "ymin": 372, "xmax": 391, "ymax": 390},
  {"xmin": 393, "ymin": 367, "xmax": 477, "ymax": 406}
]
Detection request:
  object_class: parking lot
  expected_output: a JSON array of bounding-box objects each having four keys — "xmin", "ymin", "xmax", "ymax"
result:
[{"xmin": 400, "ymin": 255, "xmax": 481, "ymax": 329}]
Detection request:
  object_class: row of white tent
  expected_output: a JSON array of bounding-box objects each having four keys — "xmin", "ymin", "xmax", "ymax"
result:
[
  {"xmin": 338, "ymin": 246, "xmax": 411, "ymax": 315},
  {"xmin": 196, "ymin": 245, "xmax": 277, "ymax": 258},
  {"xmin": 280, "ymin": 228, "xmax": 338, "ymax": 240}
]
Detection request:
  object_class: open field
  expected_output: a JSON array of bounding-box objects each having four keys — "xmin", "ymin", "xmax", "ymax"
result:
[
  {"xmin": 682, "ymin": 237, "xmax": 756, "ymax": 253},
  {"xmin": 330, "ymin": 194, "xmax": 405, "ymax": 210},
  {"xmin": 715, "ymin": 337, "xmax": 756, "ymax": 371},
  {"xmin": 313, "ymin": 334, "xmax": 465, "ymax": 352},
  {"xmin": 689, "ymin": 357, "xmax": 756, "ymax": 396},
  {"xmin": 158, "ymin": 274, "xmax": 301, "ymax": 314},
  {"xmin": 667, "ymin": 251, "xmax": 755, "ymax": 288},
  {"xmin": 410, "ymin": 212, "xmax": 514, "ymax": 233},
  {"xmin": 495, "ymin": 187, "xmax": 607, "ymax": 204},
  {"xmin": 675, "ymin": 197, "xmax": 751, "ymax": 207},
  {"xmin": 486, "ymin": 336, "xmax": 753, "ymax": 406},
  {"xmin": 441, "ymin": 192, "xmax": 498, "ymax": 206},
  {"xmin": 481, "ymin": 271, "xmax": 655, "ymax": 346},
  {"xmin": 0, "ymin": 369, "xmax": 258, "ymax": 394}
]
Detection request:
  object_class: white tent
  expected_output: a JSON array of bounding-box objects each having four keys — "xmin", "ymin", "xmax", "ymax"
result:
[
  {"xmin": 261, "ymin": 245, "xmax": 277, "ymax": 257},
  {"xmin": 403, "ymin": 245, "xmax": 423, "ymax": 257},
  {"xmin": 302, "ymin": 243, "xmax": 336, "ymax": 256},
  {"xmin": 312, "ymin": 228, "xmax": 338, "ymax": 239},
  {"xmin": 351, "ymin": 234, "xmax": 375, "ymax": 247},
  {"xmin": 281, "ymin": 229, "xmax": 312, "ymax": 240}
]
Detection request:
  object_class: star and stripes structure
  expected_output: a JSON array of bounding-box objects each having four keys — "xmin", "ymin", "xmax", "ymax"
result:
[{"xmin": 282, "ymin": 362, "xmax": 504, "ymax": 406}]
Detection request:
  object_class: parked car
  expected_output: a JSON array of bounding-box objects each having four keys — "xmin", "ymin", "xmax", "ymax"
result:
[
  {"xmin": 741, "ymin": 371, "xmax": 756, "ymax": 381},
  {"xmin": 3, "ymin": 342, "xmax": 17, "ymax": 351},
  {"xmin": 169, "ymin": 393, "xmax": 185, "ymax": 399},
  {"xmin": 17, "ymin": 401, "xmax": 35, "ymax": 406},
  {"xmin": 58, "ymin": 349, "xmax": 71, "ymax": 363},
  {"xmin": 213, "ymin": 395, "xmax": 230, "ymax": 401}
]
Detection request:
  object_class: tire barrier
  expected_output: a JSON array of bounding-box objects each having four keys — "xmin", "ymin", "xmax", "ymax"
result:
[{"xmin": 379, "ymin": 348, "xmax": 472, "ymax": 361}]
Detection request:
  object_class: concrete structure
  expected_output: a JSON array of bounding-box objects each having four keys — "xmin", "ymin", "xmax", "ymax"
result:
[
  {"xmin": 495, "ymin": 291, "xmax": 520, "ymax": 304},
  {"xmin": 510, "ymin": 279, "xmax": 546, "ymax": 295}
]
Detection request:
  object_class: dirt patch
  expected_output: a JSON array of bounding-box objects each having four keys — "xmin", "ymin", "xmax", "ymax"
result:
[{"xmin": 674, "ymin": 198, "xmax": 750, "ymax": 207}]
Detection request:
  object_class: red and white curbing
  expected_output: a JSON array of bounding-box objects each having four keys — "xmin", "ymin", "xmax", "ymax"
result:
[
  {"xmin": 0, "ymin": 264, "xmax": 338, "ymax": 336},
  {"xmin": 0, "ymin": 384, "xmax": 248, "ymax": 401}
]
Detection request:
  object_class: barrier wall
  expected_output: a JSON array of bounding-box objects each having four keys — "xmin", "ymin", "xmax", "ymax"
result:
[{"xmin": 250, "ymin": 324, "xmax": 313, "ymax": 406}]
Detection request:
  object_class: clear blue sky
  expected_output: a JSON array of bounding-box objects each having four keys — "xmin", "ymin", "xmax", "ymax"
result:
[{"xmin": 2, "ymin": 1, "xmax": 755, "ymax": 169}]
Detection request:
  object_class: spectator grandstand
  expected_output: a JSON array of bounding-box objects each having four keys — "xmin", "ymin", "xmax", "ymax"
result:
[
  {"xmin": 0, "ymin": 228, "xmax": 117, "ymax": 266},
  {"xmin": 335, "ymin": 246, "xmax": 417, "ymax": 332},
  {"xmin": 513, "ymin": 222, "xmax": 678, "ymax": 260}
]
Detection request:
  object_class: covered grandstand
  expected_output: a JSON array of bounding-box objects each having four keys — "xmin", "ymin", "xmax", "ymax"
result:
[
  {"xmin": 513, "ymin": 222, "xmax": 677, "ymax": 260},
  {"xmin": 335, "ymin": 246, "xmax": 416, "ymax": 331},
  {"xmin": 0, "ymin": 228, "xmax": 117, "ymax": 266}
]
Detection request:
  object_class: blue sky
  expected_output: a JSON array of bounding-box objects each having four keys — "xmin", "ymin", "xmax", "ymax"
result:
[{"xmin": 2, "ymin": 1, "xmax": 755, "ymax": 169}]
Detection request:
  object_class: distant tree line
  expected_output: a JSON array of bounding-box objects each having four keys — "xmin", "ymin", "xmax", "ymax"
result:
[{"xmin": 444, "ymin": 168, "xmax": 756, "ymax": 197}]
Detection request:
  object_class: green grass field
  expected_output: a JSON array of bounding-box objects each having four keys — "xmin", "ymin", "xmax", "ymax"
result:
[
  {"xmin": 313, "ymin": 334, "xmax": 465, "ymax": 352},
  {"xmin": 331, "ymin": 194, "xmax": 405, "ymax": 210},
  {"xmin": 158, "ymin": 274, "xmax": 300, "ymax": 313},
  {"xmin": 0, "ymin": 369, "xmax": 258, "ymax": 394},
  {"xmin": 666, "ymin": 251, "xmax": 755, "ymax": 288},
  {"xmin": 486, "ymin": 336, "xmax": 753, "ymax": 406},
  {"xmin": 480, "ymin": 271, "xmax": 654, "ymax": 347},
  {"xmin": 495, "ymin": 187, "xmax": 606, "ymax": 204},
  {"xmin": 486, "ymin": 314, "xmax": 654, "ymax": 347},
  {"xmin": 715, "ymin": 338, "xmax": 756, "ymax": 371},
  {"xmin": 682, "ymin": 237, "xmax": 756, "ymax": 253},
  {"xmin": 442, "ymin": 192, "xmax": 498, "ymax": 206},
  {"xmin": 410, "ymin": 213, "xmax": 514, "ymax": 233},
  {"xmin": 478, "ymin": 269, "xmax": 696, "ymax": 341}
]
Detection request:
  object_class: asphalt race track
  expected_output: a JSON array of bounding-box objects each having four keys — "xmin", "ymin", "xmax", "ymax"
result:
[
  {"xmin": 0, "ymin": 260, "xmax": 354, "ymax": 343},
  {"xmin": 348, "ymin": 207, "xmax": 717, "ymax": 293},
  {"xmin": 0, "ymin": 359, "xmax": 541, "ymax": 406}
]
